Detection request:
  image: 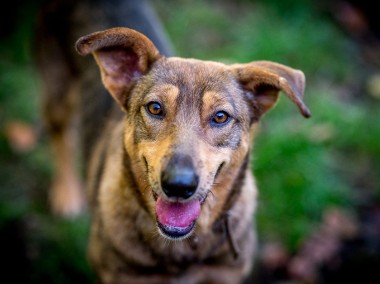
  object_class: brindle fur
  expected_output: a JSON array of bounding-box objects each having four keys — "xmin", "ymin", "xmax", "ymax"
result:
[
  {"xmin": 73, "ymin": 27, "xmax": 310, "ymax": 284},
  {"xmin": 36, "ymin": 2, "xmax": 310, "ymax": 283}
]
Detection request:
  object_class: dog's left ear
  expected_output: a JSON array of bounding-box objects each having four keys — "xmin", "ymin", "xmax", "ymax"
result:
[
  {"xmin": 75, "ymin": 27, "xmax": 162, "ymax": 109},
  {"xmin": 232, "ymin": 61, "xmax": 311, "ymax": 119}
]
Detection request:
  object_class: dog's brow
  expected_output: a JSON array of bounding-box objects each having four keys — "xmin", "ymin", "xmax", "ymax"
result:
[
  {"xmin": 146, "ymin": 84, "xmax": 179, "ymax": 100},
  {"xmin": 202, "ymin": 91, "xmax": 236, "ymax": 113}
]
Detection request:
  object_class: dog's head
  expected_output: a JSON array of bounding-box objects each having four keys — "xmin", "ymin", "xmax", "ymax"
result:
[{"xmin": 76, "ymin": 28, "xmax": 310, "ymax": 240}]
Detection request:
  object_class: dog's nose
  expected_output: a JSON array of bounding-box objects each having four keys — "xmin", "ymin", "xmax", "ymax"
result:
[{"xmin": 161, "ymin": 154, "xmax": 199, "ymax": 199}]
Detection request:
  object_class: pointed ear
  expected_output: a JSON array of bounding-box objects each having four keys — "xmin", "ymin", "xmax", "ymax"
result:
[
  {"xmin": 232, "ymin": 61, "xmax": 311, "ymax": 119},
  {"xmin": 75, "ymin": 27, "xmax": 162, "ymax": 109}
]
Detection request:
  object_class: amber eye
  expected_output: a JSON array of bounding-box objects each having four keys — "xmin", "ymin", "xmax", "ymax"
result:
[
  {"xmin": 146, "ymin": 101, "xmax": 164, "ymax": 117},
  {"xmin": 211, "ymin": 111, "xmax": 230, "ymax": 126}
]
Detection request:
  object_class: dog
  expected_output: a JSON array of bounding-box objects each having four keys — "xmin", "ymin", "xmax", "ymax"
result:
[
  {"xmin": 36, "ymin": 1, "xmax": 311, "ymax": 283},
  {"xmin": 75, "ymin": 28, "xmax": 310, "ymax": 283}
]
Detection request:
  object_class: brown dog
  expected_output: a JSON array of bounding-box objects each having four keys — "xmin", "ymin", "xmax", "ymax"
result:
[{"xmin": 72, "ymin": 27, "xmax": 311, "ymax": 283}]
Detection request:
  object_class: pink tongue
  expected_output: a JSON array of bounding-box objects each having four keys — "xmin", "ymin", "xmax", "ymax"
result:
[{"xmin": 156, "ymin": 197, "xmax": 201, "ymax": 228}]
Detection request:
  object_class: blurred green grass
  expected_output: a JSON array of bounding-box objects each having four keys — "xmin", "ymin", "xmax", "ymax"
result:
[{"xmin": 1, "ymin": 0, "xmax": 380, "ymax": 282}]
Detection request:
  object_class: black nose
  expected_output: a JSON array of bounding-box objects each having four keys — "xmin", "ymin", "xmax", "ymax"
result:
[{"xmin": 161, "ymin": 154, "xmax": 199, "ymax": 199}]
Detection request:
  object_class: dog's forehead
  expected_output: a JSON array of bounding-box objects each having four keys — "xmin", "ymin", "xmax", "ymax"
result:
[
  {"xmin": 138, "ymin": 57, "xmax": 249, "ymax": 123},
  {"xmin": 150, "ymin": 57, "xmax": 239, "ymax": 93}
]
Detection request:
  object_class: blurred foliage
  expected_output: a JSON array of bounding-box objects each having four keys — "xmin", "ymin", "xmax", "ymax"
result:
[
  {"xmin": 1, "ymin": 0, "xmax": 379, "ymax": 282},
  {"xmin": 0, "ymin": 0, "xmax": 94, "ymax": 282},
  {"xmin": 155, "ymin": 0, "xmax": 359, "ymax": 81}
]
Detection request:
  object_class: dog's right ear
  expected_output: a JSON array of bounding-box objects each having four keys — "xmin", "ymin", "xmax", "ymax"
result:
[{"xmin": 75, "ymin": 27, "xmax": 162, "ymax": 109}]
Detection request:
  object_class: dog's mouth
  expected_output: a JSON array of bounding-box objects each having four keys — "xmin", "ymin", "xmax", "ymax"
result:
[{"xmin": 155, "ymin": 196, "xmax": 201, "ymax": 240}]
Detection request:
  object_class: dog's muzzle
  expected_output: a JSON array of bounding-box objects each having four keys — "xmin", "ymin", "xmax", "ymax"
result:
[{"xmin": 156, "ymin": 154, "xmax": 201, "ymax": 239}]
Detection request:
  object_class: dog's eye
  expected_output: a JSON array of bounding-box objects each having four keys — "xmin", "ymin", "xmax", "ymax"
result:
[
  {"xmin": 211, "ymin": 111, "xmax": 230, "ymax": 126},
  {"xmin": 146, "ymin": 101, "xmax": 164, "ymax": 117}
]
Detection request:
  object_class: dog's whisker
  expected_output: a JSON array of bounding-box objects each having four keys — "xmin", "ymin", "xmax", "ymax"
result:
[
  {"xmin": 207, "ymin": 189, "xmax": 215, "ymax": 198},
  {"xmin": 212, "ymin": 180, "xmax": 222, "ymax": 186},
  {"xmin": 145, "ymin": 228, "xmax": 158, "ymax": 243},
  {"xmin": 162, "ymin": 235, "xmax": 173, "ymax": 249}
]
